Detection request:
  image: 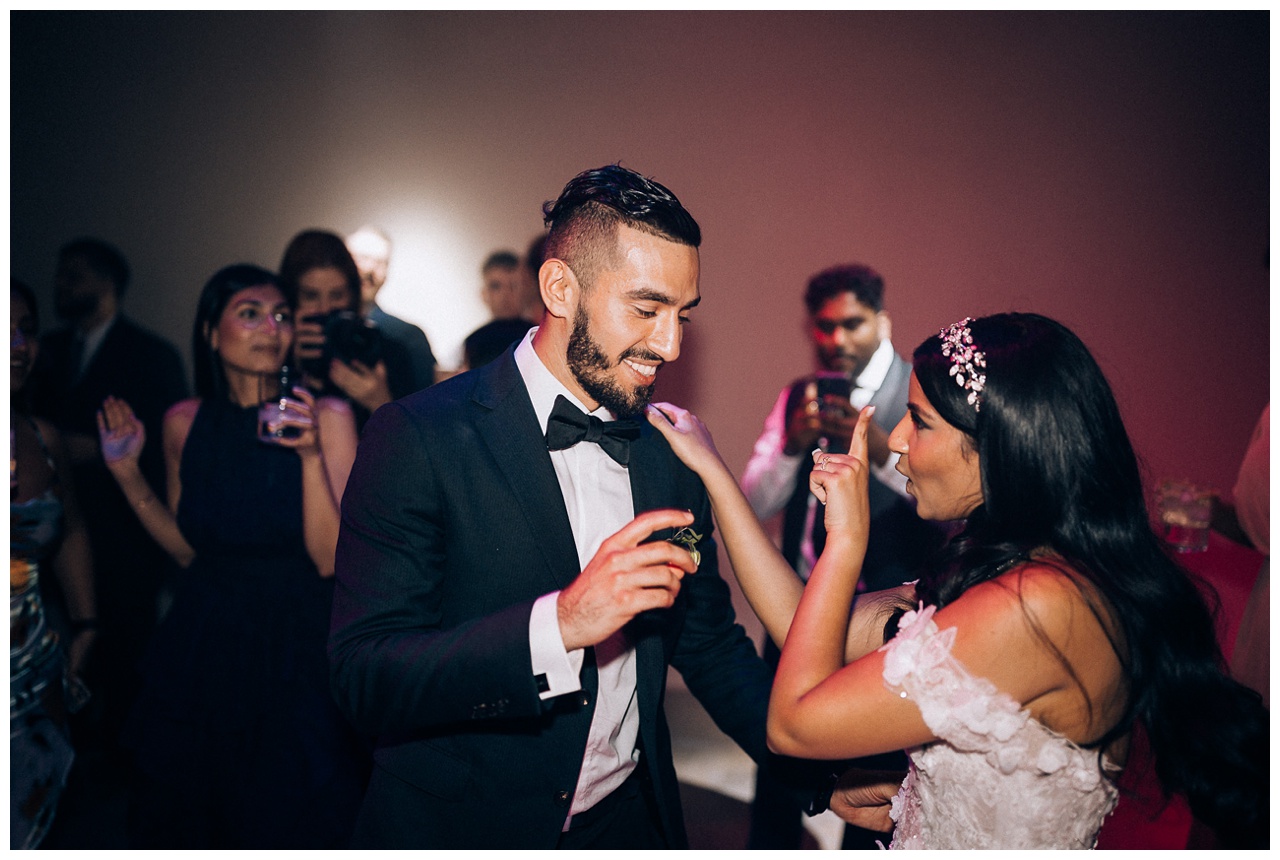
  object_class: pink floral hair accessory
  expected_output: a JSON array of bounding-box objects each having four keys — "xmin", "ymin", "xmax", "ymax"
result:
[{"xmin": 939, "ymin": 317, "xmax": 987, "ymax": 412}]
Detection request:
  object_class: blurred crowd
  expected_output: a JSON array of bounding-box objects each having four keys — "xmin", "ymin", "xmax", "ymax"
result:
[{"xmin": 10, "ymin": 228, "xmax": 543, "ymax": 848}]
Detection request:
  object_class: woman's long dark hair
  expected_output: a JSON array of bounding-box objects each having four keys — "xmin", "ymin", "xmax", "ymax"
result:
[
  {"xmin": 192, "ymin": 264, "xmax": 283, "ymax": 401},
  {"xmin": 912, "ymin": 312, "xmax": 1266, "ymax": 848},
  {"xmin": 11, "ymin": 279, "xmax": 40, "ymax": 413},
  {"xmin": 277, "ymin": 230, "xmax": 360, "ymax": 312}
]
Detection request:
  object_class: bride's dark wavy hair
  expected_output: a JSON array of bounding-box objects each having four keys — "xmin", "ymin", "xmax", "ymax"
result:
[{"xmin": 911, "ymin": 312, "xmax": 1266, "ymax": 848}]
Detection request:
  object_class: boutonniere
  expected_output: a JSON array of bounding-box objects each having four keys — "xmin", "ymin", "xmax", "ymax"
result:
[{"xmin": 669, "ymin": 526, "xmax": 703, "ymax": 567}]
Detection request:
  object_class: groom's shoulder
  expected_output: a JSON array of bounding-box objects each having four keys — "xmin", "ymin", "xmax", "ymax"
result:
[
  {"xmin": 399, "ymin": 368, "xmax": 471, "ymax": 413},
  {"xmin": 389, "ymin": 358, "xmax": 519, "ymax": 425}
]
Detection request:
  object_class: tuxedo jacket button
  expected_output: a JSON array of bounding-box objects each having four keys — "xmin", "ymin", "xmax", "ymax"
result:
[{"xmin": 555, "ymin": 790, "xmax": 571, "ymax": 805}]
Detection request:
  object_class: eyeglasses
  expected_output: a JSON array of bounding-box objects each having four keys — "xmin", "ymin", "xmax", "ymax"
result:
[{"xmin": 234, "ymin": 306, "xmax": 294, "ymax": 331}]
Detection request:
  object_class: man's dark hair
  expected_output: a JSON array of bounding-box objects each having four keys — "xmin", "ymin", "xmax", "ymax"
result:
[
  {"xmin": 59, "ymin": 237, "xmax": 131, "ymax": 299},
  {"xmin": 803, "ymin": 264, "xmax": 885, "ymax": 316},
  {"xmin": 482, "ymin": 251, "xmax": 520, "ymax": 272},
  {"xmin": 541, "ymin": 164, "xmax": 700, "ymax": 287}
]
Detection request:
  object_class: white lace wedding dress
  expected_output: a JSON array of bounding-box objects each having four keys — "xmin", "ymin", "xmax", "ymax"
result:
[{"xmin": 881, "ymin": 605, "xmax": 1119, "ymax": 849}]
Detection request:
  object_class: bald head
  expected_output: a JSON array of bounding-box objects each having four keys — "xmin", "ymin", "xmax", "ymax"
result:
[{"xmin": 346, "ymin": 226, "xmax": 392, "ymax": 310}]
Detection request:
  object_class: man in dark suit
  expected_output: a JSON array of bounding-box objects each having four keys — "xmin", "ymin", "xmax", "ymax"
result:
[
  {"xmin": 29, "ymin": 237, "xmax": 188, "ymax": 756},
  {"xmin": 330, "ymin": 166, "xmax": 819, "ymax": 848},
  {"xmin": 462, "ymin": 250, "xmax": 536, "ymax": 371},
  {"xmin": 739, "ymin": 263, "xmax": 945, "ymax": 849}
]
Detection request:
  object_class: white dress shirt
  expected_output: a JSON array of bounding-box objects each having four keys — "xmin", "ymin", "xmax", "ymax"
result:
[
  {"xmin": 75, "ymin": 313, "xmax": 118, "ymax": 381},
  {"xmin": 515, "ymin": 330, "xmax": 640, "ymax": 828}
]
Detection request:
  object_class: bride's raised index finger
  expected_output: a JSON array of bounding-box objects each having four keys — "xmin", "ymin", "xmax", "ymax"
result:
[{"xmin": 851, "ymin": 405, "xmax": 876, "ymax": 464}]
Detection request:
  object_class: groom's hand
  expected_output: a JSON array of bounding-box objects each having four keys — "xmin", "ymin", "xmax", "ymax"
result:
[
  {"xmin": 828, "ymin": 767, "xmax": 904, "ymax": 834},
  {"xmin": 557, "ymin": 508, "xmax": 698, "ymax": 652}
]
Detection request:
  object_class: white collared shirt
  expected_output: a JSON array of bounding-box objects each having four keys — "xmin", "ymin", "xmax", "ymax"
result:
[
  {"xmin": 76, "ymin": 313, "xmax": 118, "ymax": 379},
  {"xmin": 516, "ymin": 329, "xmax": 640, "ymax": 828}
]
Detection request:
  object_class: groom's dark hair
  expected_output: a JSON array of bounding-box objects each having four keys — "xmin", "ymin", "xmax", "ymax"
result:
[{"xmin": 541, "ymin": 164, "xmax": 700, "ymax": 289}]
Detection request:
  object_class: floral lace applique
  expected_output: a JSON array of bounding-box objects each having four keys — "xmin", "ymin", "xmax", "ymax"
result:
[{"xmin": 878, "ymin": 603, "xmax": 1118, "ymax": 849}]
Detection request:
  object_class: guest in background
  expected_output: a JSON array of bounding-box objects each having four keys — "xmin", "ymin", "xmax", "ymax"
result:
[
  {"xmin": 11, "ymin": 279, "xmax": 98, "ymax": 848},
  {"xmin": 461, "ymin": 250, "xmax": 535, "ymax": 371},
  {"xmin": 740, "ymin": 264, "xmax": 941, "ymax": 848},
  {"xmin": 280, "ymin": 230, "xmax": 422, "ymax": 428},
  {"xmin": 345, "ymin": 225, "xmax": 438, "ymax": 389},
  {"xmin": 28, "ymin": 237, "xmax": 188, "ymax": 763},
  {"xmin": 97, "ymin": 264, "xmax": 367, "ymax": 847}
]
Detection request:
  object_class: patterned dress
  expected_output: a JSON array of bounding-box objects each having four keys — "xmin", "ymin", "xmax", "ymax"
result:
[{"xmin": 10, "ymin": 419, "xmax": 75, "ymax": 849}]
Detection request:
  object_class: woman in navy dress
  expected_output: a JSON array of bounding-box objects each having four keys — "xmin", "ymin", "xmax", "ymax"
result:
[{"xmin": 97, "ymin": 264, "xmax": 367, "ymax": 847}]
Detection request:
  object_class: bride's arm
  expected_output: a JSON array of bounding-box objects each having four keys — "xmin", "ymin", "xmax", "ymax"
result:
[
  {"xmin": 767, "ymin": 407, "xmax": 933, "ymax": 759},
  {"xmin": 770, "ymin": 408, "xmax": 876, "ymax": 722},
  {"xmin": 647, "ymin": 402, "xmax": 903, "ymax": 660},
  {"xmin": 847, "ymin": 584, "xmax": 916, "ymax": 659},
  {"xmin": 647, "ymin": 403, "xmax": 801, "ymax": 648}
]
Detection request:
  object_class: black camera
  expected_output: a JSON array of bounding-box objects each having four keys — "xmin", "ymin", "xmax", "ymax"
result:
[{"xmin": 299, "ymin": 310, "xmax": 384, "ymax": 378}]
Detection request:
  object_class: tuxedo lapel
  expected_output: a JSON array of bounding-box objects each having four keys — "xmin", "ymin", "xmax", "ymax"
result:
[
  {"xmin": 470, "ymin": 356, "xmax": 583, "ymax": 594},
  {"xmin": 626, "ymin": 424, "xmax": 669, "ymax": 522},
  {"xmin": 625, "ymin": 426, "xmax": 678, "ymax": 709}
]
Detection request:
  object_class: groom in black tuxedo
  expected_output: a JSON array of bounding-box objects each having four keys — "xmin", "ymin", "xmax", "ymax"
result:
[{"xmin": 330, "ymin": 165, "xmax": 822, "ymax": 848}]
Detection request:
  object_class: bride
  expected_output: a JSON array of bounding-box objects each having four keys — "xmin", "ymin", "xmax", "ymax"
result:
[{"xmin": 647, "ymin": 312, "xmax": 1266, "ymax": 849}]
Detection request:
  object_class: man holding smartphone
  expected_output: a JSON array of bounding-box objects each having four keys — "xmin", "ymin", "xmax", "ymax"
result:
[{"xmin": 740, "ymin": 263, "xmax": 945, "ymax": 849}]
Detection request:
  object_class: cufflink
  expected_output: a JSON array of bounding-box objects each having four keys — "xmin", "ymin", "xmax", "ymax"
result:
[
  {"xmin": 535, "ymin": 673, "xmax": 550, "ymax": 694},
  {"xmin": 806, "ymin": 771, "xmax": 841, "ymax": 817}
]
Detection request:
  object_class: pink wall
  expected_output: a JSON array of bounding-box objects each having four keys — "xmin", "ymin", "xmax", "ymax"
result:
[{"xmin": 13, "ymin": 12, "xmax": 1268, "ymax": 503}]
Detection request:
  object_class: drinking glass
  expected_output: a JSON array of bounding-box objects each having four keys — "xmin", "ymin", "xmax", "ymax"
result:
[
  {"xmin": 257, "ymin": 367, "xmax": 311, "ymax": 445},
  {"xmin": 1157, "ymin": 480, "xmax": 1213, "ymax": 553}
]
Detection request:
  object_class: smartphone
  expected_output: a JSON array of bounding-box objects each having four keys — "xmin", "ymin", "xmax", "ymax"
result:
[
  {"xmin": 813, "ymin": 372, "xmax": 852, "ymax": 402},
  {"xmin": 811, "ymin": 372, "xmax": 853, "ymax": 453}
]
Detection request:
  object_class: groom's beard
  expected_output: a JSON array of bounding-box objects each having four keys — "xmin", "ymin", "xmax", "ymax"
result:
[{"xmin": 566, "ymin": 305, "xmax": 659, "ymax": 419}]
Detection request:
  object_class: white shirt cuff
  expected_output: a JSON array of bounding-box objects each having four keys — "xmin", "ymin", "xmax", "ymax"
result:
[{"xmin": 529, "ymin": 591, "xmax": 584, "ymax": 700}]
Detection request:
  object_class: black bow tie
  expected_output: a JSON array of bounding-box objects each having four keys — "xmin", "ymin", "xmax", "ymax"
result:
[{"xmin": 545, "ymin": 395, "xmax": 641, "ymax": 467}]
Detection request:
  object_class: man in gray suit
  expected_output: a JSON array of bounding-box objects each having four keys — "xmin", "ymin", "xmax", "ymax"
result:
[{"xmin": 740, "ymin": 263, "xmax": 944, "ymax": 849}]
